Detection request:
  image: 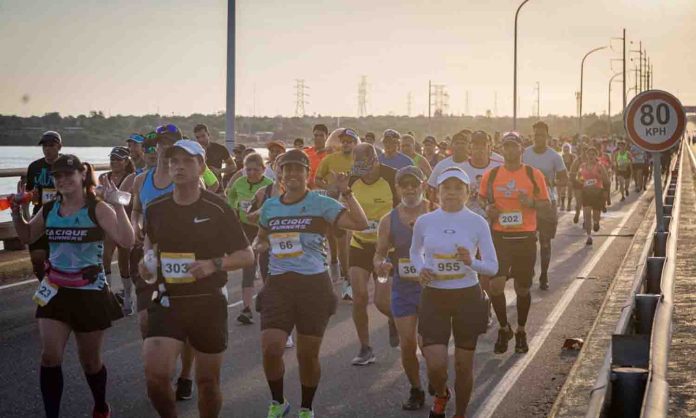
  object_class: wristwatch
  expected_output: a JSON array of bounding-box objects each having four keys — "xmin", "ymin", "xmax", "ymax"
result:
[{"xmin": 212, "ymin": 257, "xmax": 223, "ymax": 272}]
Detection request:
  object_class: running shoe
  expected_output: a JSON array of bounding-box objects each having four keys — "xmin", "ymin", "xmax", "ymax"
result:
[
  {"xmin": 621, "ymin": 195, "xmax": 626, "ymax": 202},
  {"xmin": 285, "ymin": 335, "xmax": 295, "ymax": 349},
  {"xmin": 402, "ymin": 387, "xmax": 426, "ymax": 410},
  {"xmin": 175, "ymin": 378, "xmax": 193, "ymax": 400},
  {"xmin": 593, "ymin": 222, "xmax": 600, "ymax": 232},
  {"xmin": 122, "ymin": 294, "xmax": 134, "ymax": 316},
  {"xmin": 586, "ymin": 236, "xmax": 593, "ymax": 246},
  {"xmin": 351, "ymin": 346, "xmax": 376, "ymax": 366},
  {"xmin": 266, "ymin": 399, "xmax": 291, "ymax": 418},
  {"xmin": 388, "ymin": 318, "xmax": 400, "ymax": 348},
  {"xmin": 237, "ymin": 307, "xmax": 254, "ymax": 325},
  {"xmin": 298, "ymin": 408, "xmax": 314, "ymax": 418},
  {"xmin": 341, "ymin": 281, "xmax": 353, "ymax": 301},
  {"xmin": 515, "ymin": 331, "xmax": 529, "ymax": 353},
  {"xmin": 539, "ymin": 273, "xmax": 549, "ymax": 291},
  {"xmin": 573, "ymin": 212, "xmax": 580, "ymax": 224},
  {"xmin": 494, "ymin": 324, "xmax": 514, "ymax": 354},
  {"xmin": 92, "ymin": 403, "xmax": 111, "ymax": 418},
  {"xmin": 429, "ymin": 387, "xmax": 451, "ymax": 418}
]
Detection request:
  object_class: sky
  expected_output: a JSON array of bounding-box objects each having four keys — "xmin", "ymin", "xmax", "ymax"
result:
[{"xmin": 1, "ymin": 0, "xmax": 695, "ymax": 119}]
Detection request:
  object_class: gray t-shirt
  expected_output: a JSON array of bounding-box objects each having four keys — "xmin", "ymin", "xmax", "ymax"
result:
[{"xmin": 522, "ymin": 147, "xmax": 566, "ymax": 201}]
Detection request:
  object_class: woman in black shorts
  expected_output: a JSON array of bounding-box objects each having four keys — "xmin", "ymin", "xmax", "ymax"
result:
[{"xmin": 575, "ymin": 147, "xmax": 610, "ymax": 245}]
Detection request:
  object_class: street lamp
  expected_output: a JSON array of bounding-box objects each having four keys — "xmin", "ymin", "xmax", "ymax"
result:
[
  {"xmin": 608, "ymin": 72, "xmax": 623, "ymax": 137},
  {"xmin": 513, "ymin": 0, "xmax": 531, "ymax": 130},
  {"xmin": 578, "ymin": 46, "xmax": 607, "ymax": 135}
]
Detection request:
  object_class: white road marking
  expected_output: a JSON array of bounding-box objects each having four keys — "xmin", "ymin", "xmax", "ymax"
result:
[{"xmin": 475, "ymin": 192, "xmax": 644, "ymax": 418}]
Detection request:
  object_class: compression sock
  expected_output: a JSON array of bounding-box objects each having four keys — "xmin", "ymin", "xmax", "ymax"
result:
[
  {"xmin": 268, "ymin": 378, "xmax": 284, "ymax": 403},
  {"xmin": 490, "ymin": 294, "xmax": 508, "ymax": 327},
  {"xmin": 517, "ymin": 293, "xmax": 532, "ymax": 327},
  {"xmin": 301, "ymin": 385, "xmax": 318, "ymax": 410},
  {"xmin": 85, "ymin": 365, "xmax": 108, "ymax": 413},
  {"xmin": 40, "ymin": 366, "xmax": 63, "ymax": 418}
]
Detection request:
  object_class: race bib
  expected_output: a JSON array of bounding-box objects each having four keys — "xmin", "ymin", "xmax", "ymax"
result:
[
  {"xmin": 498, "ymin": 211, "xmax": 523, "ymax": 227},
  {"xmin": 270, "ymin": 232, "xmax": 304, "ymax": 258},
  {"xmin": 239, "ymin": 199, "xmax": 253, "ymax": 213},
  {"xmin": 361, "ymin": 220, "xmax": 379, "ymax": 238},
  {"xmin": 398, "ymin": 258, "xmax": 419, "ymax": 281},
  {"xmin": 33, "ymin": 279, "xmax": 58, "ymax": 306},
  {"xmin": 584, "ymin": 179, "xmax": 597, "ymax": 187},
  {"xmin": 432, "ymin": 253, "xmax": 466, "ymax": 280},
  {"xmin": 41, "ymin": 188, "xmax": 57, "ymax": 203},
  {"xmin": 313, "ymin": 189, "xmax": 328, "ymax": 196},
  {"xmin": 160, "ymin": 252, "xmax": 196, "ymax": 284}
]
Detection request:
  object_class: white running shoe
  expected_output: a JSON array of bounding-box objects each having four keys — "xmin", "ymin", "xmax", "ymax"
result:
[
  {"xmin": 341, "ymin": 281, "xmax": 353, "ymax": 301},
  {"xmin": 285, "ymin": 335, "xmax": 295, "ymax": 349}
]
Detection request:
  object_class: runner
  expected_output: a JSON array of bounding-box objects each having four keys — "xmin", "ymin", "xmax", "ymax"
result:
[
  {"xmin": 574, "ymin": 147, "xmax": 610, "ymax": 245},
  {"xmin": 254, "ymin": 149, "xmax": 369, "ymax": 418},
  {"xmin": 225, "ymin": 152, "xmax": 273, "ymax": 325},
  {"xmin": 373, "ymin": 166, "xmax": 433, "ymax": 411},
  {"xmin": 305, "ymin": 124, "xmax": 329, "ymax": 189},
  {"xmin": 479, "ymin": 132, "xmax": 550, "ymax": 354},
  {"xmin": 378, "ymin": 129, "xmax": 414, "ymax": 170},
  {"xmin": 410, "ymin": 167, "xmax": 497, "ymax": 418},
  {"xmin": 98, "ymin": 146, "xmax": 136, "ymax": 312},
  {"xmin": 363, "ymin": 131, "xmax": 384, "ymax": 158},
  {"xmin": 422, "ymin": 135, "xmax": 444, "ymax": 169},
  {"xmin": 613, "ymin": 141, "xmax": 633, "ymax": 201},
  {"xmin": 559, "ymin": 143, "xmax": 576, "ymax": 211},
  {"xmin": 193, "ymin": 123, "xmax": 237, "ymax": 182},
  {"xmin": 126, "ymin": 133, "xmax": 147, "ymax": 173},
  {"xmin": 25, "ymin": 131, "xmax": 62, "ymax": 282},
  {"xmin": 349, "ymin": 143, "xmax": 401, "ymax": 364},
  {"xmin": 629, "ymin": 141, "xmax": 648, "ymax": 192},
  {"xmin": 522, "ymin": 121, "xmax": 567, "ymax": 290},
  {"xmin": 12, "ymin": 154, "xmax": 134, "ymax": 418},
  {"xmin": 569, "ymin": 145, "xmax": 588, "ymax": 224},
  {"xmin": 428, "ymin": 131, "xmax": 471, "ymax": 203},
  {"xmin": 293, "ymin": 138, "xmax": 305, "ymax": 149},
  {"xmin": 399, "ymin": 134, "xmax": 432, "ymax": 178},
  {"xmin": 141, "ymin": 139, "xmax": 254, "ymax": 418}
]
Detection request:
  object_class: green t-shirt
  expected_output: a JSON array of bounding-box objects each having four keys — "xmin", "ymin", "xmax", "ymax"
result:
[{"xmin": 226, "ymin": 175, "xmax": 273, "ymax": 225}]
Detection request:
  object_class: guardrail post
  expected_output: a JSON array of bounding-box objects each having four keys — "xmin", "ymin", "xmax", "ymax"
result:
[
  {"xmin": 663, "ymin": 204, "xmax": 673, "ymax": 217},
  {"xmin": 665, "ymin": 195, "xmax": 674, "ymax": 205},
  {"xmin": 610, "ymin": 367, "xmax": 649, "ymax": 418},
  {"xmin": 645, "ymin": 257, "xmax": 665, "ymax": 294},
  {"xmin": 653, "ymin": 232, "xmax": 667, "ymax": 257},
  {"xmin": 635, "ymin": 294, "xmax": 660, "ymax": 334},
  {"xmin": 663, "ymin": 215, "xmax": 672, "ymax": 231}
]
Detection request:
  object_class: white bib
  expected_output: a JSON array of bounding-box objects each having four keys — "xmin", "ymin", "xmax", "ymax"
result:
[
  {"xmin": 361, "ymin": 220, "xmax": 379, "ymax": 238},
  {"xmin": 160, "ymin": 252, "xmax": 196, "ymax": 284},
  {"xmin": 584, "ymin": 179, "xmax": 597, "ymax": 187},
  {"xmin": 398, "ymin": 258, "xmax": 419, "ymax": 281},
  {"xmin": 42, "ymin": 188, "xmax": 57, "ymax": 203},
  {"xmin": 239, "ymin": 199, "xmax": 253, "ymax": 213},
  {"xmin": 270, "ymin": 232, "xmax": 304, "ymax": 258},
  {"xmin": 499, "ymin": 211, "xmax": 523, "ymax": 227},
  {"xmin": 432, "ymin": 254, "xmax": 466, "ymax": 281},
  {"xmin": 33, "ymin": 279, "xmax": 59, "ymax": 306}
]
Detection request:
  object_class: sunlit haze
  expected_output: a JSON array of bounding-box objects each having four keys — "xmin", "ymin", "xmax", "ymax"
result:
[{"xmin": 1, "ymin": 0, "xmax": 695, "ymax": 118}]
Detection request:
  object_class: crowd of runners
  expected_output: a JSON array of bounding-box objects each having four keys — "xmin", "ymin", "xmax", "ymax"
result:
[{"xmin": 12, "ymin": 123, "xmax": 666, "ymax": 418}]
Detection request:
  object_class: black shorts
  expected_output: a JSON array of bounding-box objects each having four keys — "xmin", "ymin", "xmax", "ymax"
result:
[
  {"xmin": 349, "ymin": 243, "xmax": 376, "ymax": 272},
  {"xmin": 617, "ymin": 169, "xmax": 631, "ymax": 179},
  {"xmin": 582, "ymin": 188, "xmax": 605, "ymax": 211},
  {"xmin": 493, "ymin": 232, "xmax": 537, "ymax": 289},
  {"xmin": 537, "ymin": 202, "xmax": 558, "ymax": 240},
  {"xmin": 36, "ymin": 286, "xmax": 123, "ymax": 332},
  {"xmin": 28, "ymin": 233, "xmax": 49, "ymax": 252},
  {"xmin": 258, "ymin": 271, "xmax": 337, "ymax": 337},
  {"xmin": 632, "ymin": 162, "xmax": 647, "ymax": 172},
  {"xmin": 418, "ymin": 285, "xmax": 488, "ymax": 350},
  {"xmin": 146, "ymin": 293, "xmax": 228, "ymax": 354}
]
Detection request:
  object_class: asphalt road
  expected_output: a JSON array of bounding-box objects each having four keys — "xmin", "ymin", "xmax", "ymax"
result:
[{"xmin": 0, "ymin": 188, "xmax": 654, "ymax": 418}]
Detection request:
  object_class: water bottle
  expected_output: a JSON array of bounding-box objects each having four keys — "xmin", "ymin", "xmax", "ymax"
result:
[
  {"xmin": 96, "ymin": 186, "xmax": 131, "ymax": 206},
  {"xmin": 0, "ymin": 193, "xmax": 32, "ymax": 211},
  {"xmin": 143, "ymin": 250, "xmax": 158, "ymax": 284}
]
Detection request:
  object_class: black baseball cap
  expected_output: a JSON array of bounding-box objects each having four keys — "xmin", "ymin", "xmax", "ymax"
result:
[
  {"xmin": 277, "ymin": 149, "xmax": 310, "ymax": 169},
  {"xmin": 109, "ymin": 146, "xmax": 130, "ymax": 160},
  {"xmin": 51, "ymin": 154, "xmax": 83, "ymax": 174},
  {"xmin": 39, "ymin": 131, "xmax": 62, "ymax": 145},
  {"xmin": 396, "ymin": 166, "xmax": 425, "ymax": 183}
]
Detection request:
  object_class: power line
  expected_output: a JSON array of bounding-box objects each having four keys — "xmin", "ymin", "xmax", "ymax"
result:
[{"xmin": 358, "ymin": 76, "xmax": 368, "ymax": 117}]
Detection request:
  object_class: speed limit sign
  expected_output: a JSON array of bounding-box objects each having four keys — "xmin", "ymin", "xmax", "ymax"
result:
[{"xmin": 624, "ymin": 90, "xmax": 686, "ymax": 152}]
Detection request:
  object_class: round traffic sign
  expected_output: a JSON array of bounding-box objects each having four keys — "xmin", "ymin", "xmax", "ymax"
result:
[{"xmin": 624, "ymin": 90, "xmax": 686, "ymax": 152}]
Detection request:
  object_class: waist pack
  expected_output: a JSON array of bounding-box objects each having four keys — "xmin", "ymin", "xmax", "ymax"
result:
[{"xmin": 46, "ymin": 262, "xmax": 102, "ymax": 288}]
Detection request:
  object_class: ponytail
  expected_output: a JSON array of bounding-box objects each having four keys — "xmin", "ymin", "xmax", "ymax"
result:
[{"xmin": 82, "ymin": 163, "xmax": 98, "ymax": 202}]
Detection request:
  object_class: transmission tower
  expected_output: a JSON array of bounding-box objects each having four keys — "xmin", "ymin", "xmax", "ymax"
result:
[
  {"xmin": 533, "ymin": 81, "xmax": 540, "ymax": 119},
  {"xmin": 406, "ymin": 92, "xmax": 412, "ymax": 116},
  {"xmin": 358, "ymin": 76, "xmax": 368, "ymax": 117},
  {"xmin": 295, "ymin": 79, "xmax": 309, "ymax": 117},
  {"xmin": 465, "ymin": 91, "xmax": 470, "ymax": 116},
  {"xmin": 494, "ymin": 91, "xmax": 498, "ymax": 116},
  {"xmin": 430, "ymin": 84, "xmax": 449, "ymax": 117}
]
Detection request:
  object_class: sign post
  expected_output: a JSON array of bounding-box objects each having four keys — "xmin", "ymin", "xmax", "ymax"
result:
[{"xmin": 624, "ymin": 90, "xmax": 686, "ymax": 233}]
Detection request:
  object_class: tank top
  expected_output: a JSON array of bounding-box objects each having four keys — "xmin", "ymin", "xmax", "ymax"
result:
[
  {"xmin": 45, "ymin": 200, "xmax": 105, "ymax": 290},
  {"xmin": 580, "ymin": 163, "xmax": 603, "ymax": 189},
  {"xmin": 616, "ymin": 151, "xmax": 631, "ymax": 170},
  {"xmin": 140, "ymin": 168, "xmax": 174, "ymax": 210},
  {"xmin": 388, "ymin": 208, "xmax": 422, "ymax": 295}
]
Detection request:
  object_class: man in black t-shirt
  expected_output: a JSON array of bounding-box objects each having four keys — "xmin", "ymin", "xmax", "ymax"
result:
[
  {"xmin": 25, "ymin": 130, "xmax": 62, "ymax": 280},
  {"xmin": 193, "ymin": 123, "xmax": 237, "ymax": 181},
  {"xmin": 142, "ymin": 139, "xmax": 254, "ymax": 418}
]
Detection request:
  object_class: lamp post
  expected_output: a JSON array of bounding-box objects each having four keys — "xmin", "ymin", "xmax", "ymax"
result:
[
  {"xmin": 513, "ymin": 0, "xmax": 531, "ymax": 130},
  {"xmin": 225, "ymin": 0, "xmax": 236, "ymax": 152},
  {"xmin": 608, "ymin": 72, "xmax": 623, "ymax": 137},
  {"xmin": 578, "ymin": 46, "xmax": 607, "ymax": 135}
]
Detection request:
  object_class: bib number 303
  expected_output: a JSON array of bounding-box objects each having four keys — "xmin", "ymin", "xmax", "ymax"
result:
[
  {"xmin": 160, "ymin": 252, "xmax": 196, "ymax": 284},
  {"xmin": 33, "ymin": 279, "xmax": 59, "ymax": 306}
]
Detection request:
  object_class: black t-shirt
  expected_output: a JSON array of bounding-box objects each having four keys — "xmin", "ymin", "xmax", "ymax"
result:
[
  {"xmin": 145, "ymin": 190, "xmax": 249, "ymax": 296},
  {"xmin": 26, "ymin": 157, "xmax": 57, "ymax": 215},
  {"xmin": 205, "ymin": 142, "xmax": 231, "ymax": 170}
]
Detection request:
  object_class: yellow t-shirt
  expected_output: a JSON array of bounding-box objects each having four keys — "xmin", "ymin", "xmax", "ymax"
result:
[
  {"xmin": 350, "ymin": 177, "xmax": 394, "ymax": 248},
  {"xmin": 316, "ymin": 152, "xmax": 354, "ymax": 181}
]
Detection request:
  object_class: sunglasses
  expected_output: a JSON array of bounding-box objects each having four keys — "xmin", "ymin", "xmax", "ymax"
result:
[
  {"xmin": 156, "ymin": 124, "xmax": 180, "ymax": 135},
  {"xmin": 144, "ymin": 146, "xmax": 157, "ymax": 154}
]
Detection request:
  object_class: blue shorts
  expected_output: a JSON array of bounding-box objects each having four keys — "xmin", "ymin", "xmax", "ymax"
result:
[{"xmin": 391, "ymin": 279, "xmax": 422, "ymax": 318}]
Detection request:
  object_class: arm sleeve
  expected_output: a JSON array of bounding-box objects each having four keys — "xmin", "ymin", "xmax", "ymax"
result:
[
  {"xmin": 470, "ymin": 218, "xmax": 498, "ymax": 276},
  {"xmin": 409, "ymin": 216, "xmax": 426, "ymax": 273},
  {"xmin": 220, "ymin": 204, "xmax": 250, "ymax": 254}
]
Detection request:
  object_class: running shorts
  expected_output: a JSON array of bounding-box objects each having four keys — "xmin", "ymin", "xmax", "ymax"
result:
[
  {"xmin": 632, "ymin": 162, "xmax": 647, "ymax": 172},
  {"xmin": 391, "ymin": 281, "xmax": 422, "ymax": 318},
  {"xmin": 617, "ymin": 169, "xmax": 631, "ymax": 180},
  {"xmin": 582, "ymin": 188, "xmax": 605, "ymax": 211},
  {"xmin": 36, "ymin": 286, "xmax": 122, "ymax": 332},
  {"xmin": 146, "ymin": 292, "xmax": 228, "ymax": 354},
  {"xmin": 493, "ymin": 232, "xmax": 537, "ymax": 289},
  {"xmin": 536, "ymin": 202, "xmax": 558, "ymax": 240},
  {"xmin": 258, "ymin": 271, "xmax": 337, "ymax": 337},
  {"xmin": 418, "ymin": 285, "xmax": 488, "ymax": 350},
  {"xmin": 349, "ymin": 243, "xmax": 376, "ymax": 272}
]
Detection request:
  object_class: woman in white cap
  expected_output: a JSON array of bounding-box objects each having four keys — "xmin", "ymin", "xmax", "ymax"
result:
[{"xmin": 410, "ymin": 167, "xmax": 498, "ymax": 418}]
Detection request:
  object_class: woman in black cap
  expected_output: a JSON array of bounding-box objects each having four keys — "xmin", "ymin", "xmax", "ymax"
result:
[{"xmin": 10, "ymin": 154, "xmax": 134, "ymax": 418}]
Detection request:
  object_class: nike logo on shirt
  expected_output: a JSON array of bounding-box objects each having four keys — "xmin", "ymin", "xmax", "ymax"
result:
[{"xmin": 193, "ymin": 217, "xmax": 210, "ymax": 224}]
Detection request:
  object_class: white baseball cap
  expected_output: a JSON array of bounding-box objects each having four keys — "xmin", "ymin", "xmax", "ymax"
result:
[
  {"xmin": 165, "ymin": 139, "xmax": 206, "ymax": 159},
  {"xmin": 436, "ymin": 167, "xmax": 470, "ymax": 186}
]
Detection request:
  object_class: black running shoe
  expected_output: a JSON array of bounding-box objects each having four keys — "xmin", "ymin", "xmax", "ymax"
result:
[
  {"xmin": 236, "ymin": 307, "xmax": 254, "ymax": 325},
  {"xmin": 593, "ymin": 222, "xmax": 600, "ymax": 232},
  {"xmin": 494, "ymin": 324, "xmax": 514, "ymax": 354},
  {"xmin": 539, "ymin": 273, "xmax": 549, "ymax": 291},
  {"xmin": 515, "ymin": 331, "xmax": 529, "ymax": 354},
  {"xmin": 402, "ymin": 387, "xmax": 425, "ymax": 411},
  {"xmin": 573, "ymin": 212, "xmax": 580, "ymax": 224},
  {"xmin": 175, "ymin": 378, "xmax": 193, "ymax": 400},
  {"xmin": 586, "ymin": 236, "xmax": 593, "ymax": 246},
  {"xmin": 388, "ymin": 318, "xmax": 400, "ymax": 348}
]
